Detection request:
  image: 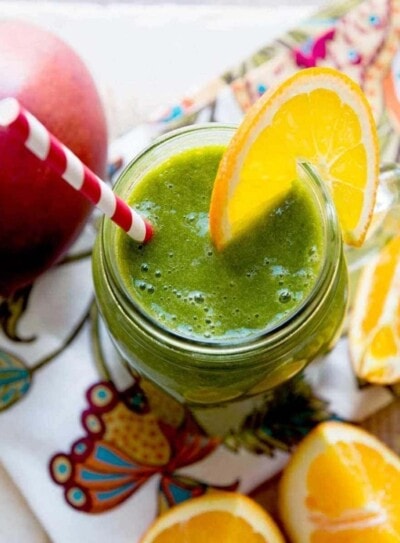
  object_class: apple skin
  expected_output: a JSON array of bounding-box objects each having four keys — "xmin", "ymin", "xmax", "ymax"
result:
[{"xmin": 0, "ymin": 20, "xmax": 108, "ymax": 297}]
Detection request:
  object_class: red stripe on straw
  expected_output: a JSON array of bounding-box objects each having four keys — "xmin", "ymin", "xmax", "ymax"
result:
[
  {"xmin": 81, "ymin": 166, "xmax": 102, "ymax": 204},
  {"xmin": 10, "ymin": 108, "xmax": 30, "ymax": 143},
  {"xmin": 47, "ymin": 133, "xmax": 68, "ymax": 174},
  {"xmin": 0, "ymin": 97, "xmax": 153, "ymax": 244},
  {"xmin": 112, "ymin": 196, "xmax": 134, "ymax": 232},
  {"xmin": 143, "ymin": 221, "xmax": 153, "ymax": 243}
]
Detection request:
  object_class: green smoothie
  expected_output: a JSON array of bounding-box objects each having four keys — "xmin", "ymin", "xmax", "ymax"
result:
[
  {"xmin": 93, "ymin": 125, "xmax": 347, "ymax": 406},
  {"xmin": 116, "ymin": 145, "xmax": 324, "ymax": 342}
]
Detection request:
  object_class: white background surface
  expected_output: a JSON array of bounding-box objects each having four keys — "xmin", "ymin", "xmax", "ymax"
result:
[
  {"xmin": 0, "ymin": 1, "xmax": 325, "ymax": 138},
  {"xmin": 0, "ymin": 2, "xmax": 327, "ymax": 541}
]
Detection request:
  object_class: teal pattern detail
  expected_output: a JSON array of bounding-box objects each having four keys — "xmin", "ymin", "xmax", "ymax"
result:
[{"xmin": 0, "ymin": 350, "xmax": 32, "ymax": 411}]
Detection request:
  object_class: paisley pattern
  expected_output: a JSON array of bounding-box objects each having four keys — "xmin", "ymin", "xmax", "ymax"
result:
[{"xmin": 49, "ymin": 381, "xmax": 233, "ymax": 514}]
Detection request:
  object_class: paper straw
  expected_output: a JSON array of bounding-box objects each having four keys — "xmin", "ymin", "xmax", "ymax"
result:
[{"xmin": 0, "ymin": 97, "xmax": 153, "ymax": 243}]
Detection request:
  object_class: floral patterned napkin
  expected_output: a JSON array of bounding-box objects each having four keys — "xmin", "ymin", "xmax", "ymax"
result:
[{"xmin": 1, "ymin": 0, "xmax": 400, "ymax": 542}]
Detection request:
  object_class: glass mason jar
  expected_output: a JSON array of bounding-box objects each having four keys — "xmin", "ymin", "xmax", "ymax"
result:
[{"xmin": 92, "ymin": 124, "xmax": 348, "ymax": 408}]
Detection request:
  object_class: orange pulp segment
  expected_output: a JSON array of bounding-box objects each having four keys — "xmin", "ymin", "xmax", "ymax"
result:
[
  {"xmin": 350, "ymin": 234, "xmax": 400, "ymax": 384},
  {"xmin": 140, "ymin": 491, "xmax": 285, "ymax": 543}
]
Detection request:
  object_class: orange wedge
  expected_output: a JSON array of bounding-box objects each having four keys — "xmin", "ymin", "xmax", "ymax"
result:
[
  {"xmin": 349, "ymin": 234, "xmax": 400, "ymax": 384},
  {"xmin": 139, "ymin": 492, "xmax": 285, "ymax": 543},
  {"xmin": 279, "ymin": 421, "xmax": 400, "ymax": 543},
  {"xmin": 209, "ymin": 67, "xmax": 379, "ymax": 249}
]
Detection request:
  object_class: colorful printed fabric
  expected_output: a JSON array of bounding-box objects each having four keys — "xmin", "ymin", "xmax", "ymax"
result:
[
  {"xmin": 154, "ymin": 0, "xmax": 400, "ymax": 163},
  {"xmin": 0, "ymin": 1, "xmax": 399, "ymax": 542}
]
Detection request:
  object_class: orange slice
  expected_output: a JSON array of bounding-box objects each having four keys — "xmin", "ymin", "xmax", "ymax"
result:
[
  {"xmin": 139, "ymin": 492, "xmax": 285, "ymax": 543},
  {"xmin": 349, "ymin": 234, "xmax": 400, "ymax": 384},
  {"xmin": 279, "ymin": 421, "xmax": 400, "ymax": 543},
  {"xmin": 209, "ymin": 67, "xmax": 379, "ymax": 250}
]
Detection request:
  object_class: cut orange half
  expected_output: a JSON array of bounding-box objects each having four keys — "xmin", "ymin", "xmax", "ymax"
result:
[
  {"xmin": 279, "ymin": 421, "xmax": 400, "ymax": 543},
  {"xmin": 139, "ymin": 492, "xmax": 285, "ymax": 543},
  {"xmin": 209, "ymin": 67, "xmax": 379, "ymax": 249},
  {"xmin": 349, "ymin": 234, "xmax": 400, "ymax": 384}
]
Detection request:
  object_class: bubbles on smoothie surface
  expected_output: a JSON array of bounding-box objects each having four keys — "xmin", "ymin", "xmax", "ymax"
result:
[
  {"xmin": 184, "ymin": 211, "xmax": 209, "ymax": 237},
  {"xmin": 116, "ymin": 147, "xmax": 324, "ymax": 341},
  {"xmin": 189, "ymin": 291, "xmax": 205, "ymax": 304},
  {"xmin": 278, "ymin": 289, "xmax": 292, "ymax": 304},
  {"xmin": 134, "ymin": 279, "xmax": 155, "ymax": 294}
]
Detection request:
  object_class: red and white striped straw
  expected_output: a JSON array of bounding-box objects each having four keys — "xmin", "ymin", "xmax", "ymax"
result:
[{"xmin": 0, "ymin": 97, "xmax": 153, "ymax": 243}]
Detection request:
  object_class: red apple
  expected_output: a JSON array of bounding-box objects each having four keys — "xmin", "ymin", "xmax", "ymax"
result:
[{"xmin": 0, "ymin": 20, "xmax": 108, "ymax": 297}]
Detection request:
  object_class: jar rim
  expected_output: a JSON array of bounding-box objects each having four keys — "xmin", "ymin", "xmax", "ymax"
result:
[{"xmin": 100, "ymin": 123, "xmax": 343, "ymax": 362}]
